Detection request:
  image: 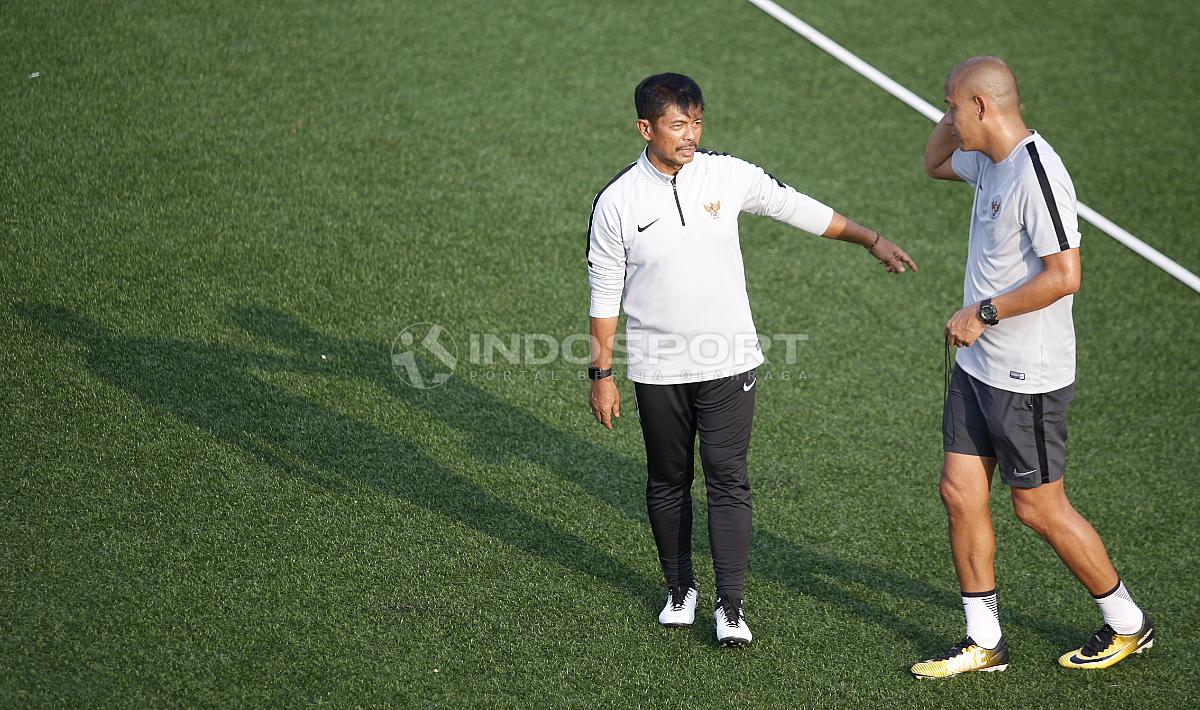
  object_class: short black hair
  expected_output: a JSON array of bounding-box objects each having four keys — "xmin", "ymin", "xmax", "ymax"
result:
[{"xmin": 634, "ymin": 73, "xmax": 704, "ymax": 122}]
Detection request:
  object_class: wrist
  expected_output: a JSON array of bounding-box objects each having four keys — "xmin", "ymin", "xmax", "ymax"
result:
[
  {"xmin": 976, "ymin": 298, "xmax": 999, "ymax": 326},
  {"xmin": 864, "ymin": 231, "xmax": 881, "ymax": 250},
  {"xmin": 588, "ymin": 365, "xmax": 613, "ymax": 381}
]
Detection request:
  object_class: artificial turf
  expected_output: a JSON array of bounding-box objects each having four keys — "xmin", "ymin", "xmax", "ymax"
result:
[{"xmin": 3, "ymin": 0, "xmax": 1198, "ymax": 706}]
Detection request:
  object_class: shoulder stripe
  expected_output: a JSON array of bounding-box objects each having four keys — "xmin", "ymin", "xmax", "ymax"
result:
[
  {"xmin": 1025, "ymin": 143, "xmax": 1070, "ymax": 252},
  {"xmin": 699, "ymin": 149, "xmax": 789, "ymax": 188},
  {"xmin": 585, "ymin": 162, "xmax": 636, "ymax": 262}
]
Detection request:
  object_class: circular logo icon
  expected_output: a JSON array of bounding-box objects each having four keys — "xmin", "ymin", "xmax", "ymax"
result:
[{"xmin": 390, "ymin": 322, "xmax": 458, "ymax": 389}]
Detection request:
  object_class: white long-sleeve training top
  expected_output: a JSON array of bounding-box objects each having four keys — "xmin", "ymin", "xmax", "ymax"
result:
[{"xmin": 587, "ymin": 148, "xmax": 834, "ymax": 384}]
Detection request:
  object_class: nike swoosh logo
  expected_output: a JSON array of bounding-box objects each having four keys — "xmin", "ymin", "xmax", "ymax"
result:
[
  {"xmin": 1068, "ymin": 625, "xmax": 1154, "ymax": 666},
  {"xmin": 1069, "ymin": 649, "xmax": 1123, "ymax": 665},
  {"xmin": 1012, "ymin": 469, "xmax": 1037, "ymax": 477},
  {"xmin": 637, "ymin": 218, "xmax": 659, "ymax": 232},
  {"xmin": 743, "ymin": 376, "xmax": 756, "ymax": 392}
]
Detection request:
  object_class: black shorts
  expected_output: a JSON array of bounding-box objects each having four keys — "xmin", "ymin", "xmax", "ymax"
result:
[{"xmin": 942, "ymin": 365, "xmax": 1074, "ymax": 488}]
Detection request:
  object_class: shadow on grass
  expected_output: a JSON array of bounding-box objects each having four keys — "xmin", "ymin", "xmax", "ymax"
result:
[
  {"xmin": 20, "ymin": 303, "xmax": 1083, "ymax": 654},
  {"xmin": 18, "ymin": 303, "xmax": 659, "ymax": 614}
]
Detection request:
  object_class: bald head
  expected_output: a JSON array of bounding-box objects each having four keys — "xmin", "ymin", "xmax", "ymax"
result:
[{"xmin": 947, "ymin": 56, "xmax": 1021, "ymax": 114}]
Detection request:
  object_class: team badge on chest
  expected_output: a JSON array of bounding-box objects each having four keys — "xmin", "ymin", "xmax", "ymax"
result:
[
  {"xmin": 704, "ymin": 200, "xmax": 721, "ymax": 219},
  {"xmin": 990, "ymin": 194, "xmax": 1002, "ymax": 220}
]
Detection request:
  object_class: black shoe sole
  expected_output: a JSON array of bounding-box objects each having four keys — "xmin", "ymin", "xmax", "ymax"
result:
[{"xmin": 719, "ymin": 638, "xmax": 751, "ymax": 648}]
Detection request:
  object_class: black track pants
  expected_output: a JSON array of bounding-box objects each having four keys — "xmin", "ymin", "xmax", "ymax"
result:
[{"xmin": 634, "ymin": 370, "xmax": 755, "ymax": 601}]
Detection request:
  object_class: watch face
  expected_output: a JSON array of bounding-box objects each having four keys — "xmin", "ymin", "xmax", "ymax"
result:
[{"xmin": 980, "ymin": 304, "xmax": 998, "ymax": 322}]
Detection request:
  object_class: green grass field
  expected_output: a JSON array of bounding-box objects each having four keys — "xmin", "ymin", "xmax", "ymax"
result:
[{"xmin": 4, "ymin": 0, "xmax": 1199, "ymax": 706}]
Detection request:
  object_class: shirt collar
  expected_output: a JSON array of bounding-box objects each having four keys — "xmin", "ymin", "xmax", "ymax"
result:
[
  {"xmin": 995, "ymin": 130, "xmax": 1039, "ymax": 165},
  {"xmin": 636, "ymin": 148, "xmax": 685, "ymax": 184}
]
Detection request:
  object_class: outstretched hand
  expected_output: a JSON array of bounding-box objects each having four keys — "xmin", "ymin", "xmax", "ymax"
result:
[{"xmin": 868, "ymin": 235, "xmax": 918, "ymax": 273}]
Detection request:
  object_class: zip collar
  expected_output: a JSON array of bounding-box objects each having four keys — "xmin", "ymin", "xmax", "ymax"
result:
[{"xmin": 636, "ymin": 148, "xmax": 689, "ymax": 185}]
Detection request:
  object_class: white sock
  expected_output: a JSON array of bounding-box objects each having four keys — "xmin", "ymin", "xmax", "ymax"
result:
[
  {"xmin": 1094, "ymin": 581, "xmax": 1144, "ymax": 634},
  {"xmin": 963, "ymin": 589, "xmax": 1002, "ymax": 648}
]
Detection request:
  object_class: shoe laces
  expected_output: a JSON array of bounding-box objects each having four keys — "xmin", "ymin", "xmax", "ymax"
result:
[
  {"xmin": 667, "ymin": 586, "xmax": 690, "ymax": 611},
  {"xmin": 934, "ymin": 637, "xmax": 975, "ymax": 661},
  {"xmin": 718, "ymin": 597, "xmax": 743, "ymax": 627},
  {"xmin": 1082, "ymin": 624, "xmax": 1117, "ymax": 656}
]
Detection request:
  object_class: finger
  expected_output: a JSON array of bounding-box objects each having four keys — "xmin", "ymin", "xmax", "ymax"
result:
[
  {"xmin": 613, "ymin": 399, "xmax": 620, "ymax": 418},
  {"xmin": 600, "ymin": 410, "xmax": 612, "ymax": 429},
  {"xmin": 902, "ymin": 252, "xmax": 918, "ymax": 272}
]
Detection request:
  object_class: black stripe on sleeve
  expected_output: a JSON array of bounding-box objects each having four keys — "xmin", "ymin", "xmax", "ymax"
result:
[
  {"xmin": 585, "ymin": 162, "xmax": 636, "ymax": 264},
  {"xmin": 1032, "ymin": 394, "xmax": 1051, "ymax": 485},
  {"xmin": 765, "ymin": 171, "xmax": 789, "ymax": 189},
  {"xmin": 700, "ymin": 148, "xmax": 789, "ymax": 188},
  {"xmin": 1025, "ymin": 143, "xmax": 1071, "ymax": 252}
]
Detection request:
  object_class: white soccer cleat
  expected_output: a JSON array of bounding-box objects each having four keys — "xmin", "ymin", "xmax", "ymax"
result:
[
  {"xmin": 715, "ymin": 597, "xmax": 752, "ymax": 647},
  {"xmin": 658, "ymin": 586, "xmax": 698, "ymax": 627}
]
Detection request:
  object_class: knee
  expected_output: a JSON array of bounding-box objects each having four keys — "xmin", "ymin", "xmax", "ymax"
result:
[
  {"xmin": 1012, "ymin": 497, "xmax": 1052, "ymax": 537},
  {"xmin": 648, "ymin": 466, "xmax": 693, "ymax": 490},
  {"xmin": 699, "ymin": 449, "xmax": 746, "ymax": 485},
  {"xmin": 939, "ymin": 474, "xmax": 978, "ymax": 516}
]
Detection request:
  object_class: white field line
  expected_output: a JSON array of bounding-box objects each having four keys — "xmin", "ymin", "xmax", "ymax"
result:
[{"xmin": 746, "ymin": 0, "xmax": 1200, "ymax": 295}]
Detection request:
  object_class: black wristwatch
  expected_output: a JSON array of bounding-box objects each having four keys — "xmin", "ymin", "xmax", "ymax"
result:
[
  {"xmin": 977, "ymin": 298, "xmax": 999, "ymax": 326},
  {"xmin": 588, "ymin": 366, "xmax": 613, "ymax": 381}
]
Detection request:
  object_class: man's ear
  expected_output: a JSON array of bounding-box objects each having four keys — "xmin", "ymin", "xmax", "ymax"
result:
[
  {"xmin": 973, "ymin": 95, "xmax": 986, "ymax": 120},
  {"xmin": 636, "ymin": 118, "xmax": 653, "ymax": 141}
]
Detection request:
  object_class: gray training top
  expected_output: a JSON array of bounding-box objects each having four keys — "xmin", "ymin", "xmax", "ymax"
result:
[{"xmin": 951, "ymin": 131, "xmax": 1082, "ymax": 394}]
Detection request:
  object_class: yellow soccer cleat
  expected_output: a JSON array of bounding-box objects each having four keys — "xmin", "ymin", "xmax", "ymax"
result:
[
  {"xmin": 1058, "ymin": 617, "xmax": 1155, "ymax": 670},
  {"xmin": 911, "ymin": 636, "xmax": 1009, "ymax": 679}
]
